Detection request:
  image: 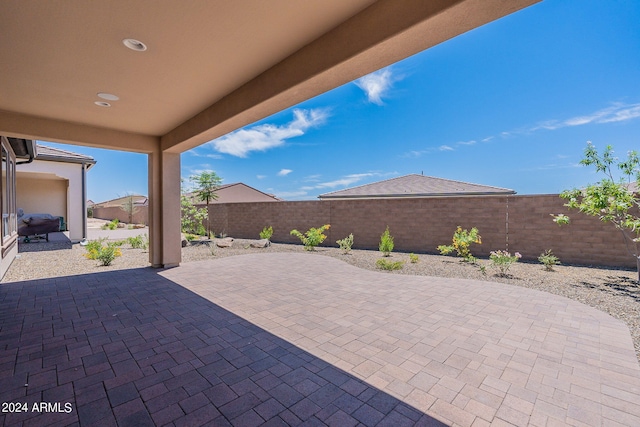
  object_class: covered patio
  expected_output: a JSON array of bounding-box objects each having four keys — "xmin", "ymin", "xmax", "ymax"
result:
[
  {"xmin": 1, "ymin": 253, "xmax": 639, "ymax": 426},
  {"xmin": 0, "ymin": 0, "xmax": 540, "ymax": 271}
]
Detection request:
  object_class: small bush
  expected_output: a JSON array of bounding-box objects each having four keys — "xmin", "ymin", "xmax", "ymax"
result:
[
  {"xmin": 409, "ymin": 253, "xmax": 418, "ymax": 263},
  {"xmin": 84, "ymin": 238, "xmax": 106, "ymax": 259},
  {"xmin": 96, "ymin": 244, "xmax": 122, "ymax": 266},
  {"xmin": 437, "ymin": 226, "xmax": 481, "ymax": 262},
  {"xmin": 538, "ymin": 249, "xmax": 560, "ymax": 271},
  {"xmin": 489, "ymin": 250, "xmax": 521, "ymax": 276},
  {"xmin": 290, "ymin": 224, "xmax": 330, "ymax": 251},
  {"xmin": 127, "ymin": 235, "xmax": 148, "ymax": 250},
  {"xmin": 336, "ymin": 233, "xmax": 354, "ymax": 254},
  {"xmin": 259, "ymin": 226, "xmax": 274, "ymax": 240},
  {"xmin": 105, "ymin": 219, "xmax": 119, "ymax": 230},
  {"xmin": 84, "ymin": 239, "xmax": 122, "ymax": 266},
  {"xmin": 376, "ymin": 259, "xmax": 404, "ymax": 271},
  {"xmin": 379, "ymin": 226, "xmax": 394, "ymax": 257},
  {"xmin": 184, "ymin": 233, "xmax": 198, "ymax": 242}
]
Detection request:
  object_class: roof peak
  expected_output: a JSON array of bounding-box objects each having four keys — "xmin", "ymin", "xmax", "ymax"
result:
[{"xmin": 319, "ymin": 174, "xmax": 515, "ymax": 199}]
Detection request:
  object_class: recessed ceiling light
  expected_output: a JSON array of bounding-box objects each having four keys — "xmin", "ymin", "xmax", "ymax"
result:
[
  {"xmin": 94, "ymin": 101, "xmax": 111, "ymax": 107},
  {"xmin": 97, "ymin": 93, "xmax": 119, "ymax": 101},
  {"xmin": 123, "ymin": 38, "xmax": 147, "ymax": 52}
]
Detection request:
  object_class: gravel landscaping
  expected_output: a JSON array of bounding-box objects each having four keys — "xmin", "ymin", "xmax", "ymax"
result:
[{"xmin": 3, "ymin": 237, "xmax": 639, "ymax": 361}]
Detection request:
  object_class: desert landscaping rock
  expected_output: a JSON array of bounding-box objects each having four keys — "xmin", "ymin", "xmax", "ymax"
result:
[
  {"xmin": 3, "ymin": 238, "xmax": 639, "ymax": 361},
  {"xmin": 215, "ymin": 237, "xmax": 234, "ymax": 248},
  {"xmin": 250, "ymin": 238, "xmax": 271, "ymax": 248}
]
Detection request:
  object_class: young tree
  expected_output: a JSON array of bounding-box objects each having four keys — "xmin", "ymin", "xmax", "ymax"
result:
[
  {"xmin": 190, "ymin": 171, "xmax": 223, "ymax": 238},
  {"xmin": 553, "ymin": 142, "xmax": 640, "ymax": 281},
  {"xmin": 120, "ymin": 194, "xmax": 139, "ymax": 224}
]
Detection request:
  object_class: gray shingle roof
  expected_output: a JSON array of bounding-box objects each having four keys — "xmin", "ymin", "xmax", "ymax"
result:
[
  {"xmin": 36, "ymin": 144, "xmax": 96, "ymax": 164},
  {"xmin": 318, "ymin": 174, "xmax": 516, "ymax": 199}
]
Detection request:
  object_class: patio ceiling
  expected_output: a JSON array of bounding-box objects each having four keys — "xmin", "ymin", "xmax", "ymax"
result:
[{"xmin": 0, "ymin": 0, "xmax": 539, "ymax": 154}]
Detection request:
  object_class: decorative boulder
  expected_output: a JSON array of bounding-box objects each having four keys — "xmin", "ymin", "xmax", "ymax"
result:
[
  {"xmin": 215, "ymin": 237, "xmax": 234, "ymax": 248},
  {"xmin": 250, "ymin": 239, "xmax": 271, "ymax": 248}
]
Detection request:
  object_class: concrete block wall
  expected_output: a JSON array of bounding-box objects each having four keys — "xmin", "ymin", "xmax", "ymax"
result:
[
  {"xmin": 92, "ymin": 206, "xmax": 149, "ymax": 225},
  {"xmin": 508, "ymin": 195, "xmax": 633, "ymax": 267},
  {"xmin": 208, "ymin": 195, "xmax": 637, "ymax": 268}
]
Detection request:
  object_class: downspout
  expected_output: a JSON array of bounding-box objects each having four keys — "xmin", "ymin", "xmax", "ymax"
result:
[{"xmin": 16, "ymin": 140, "xmax": 36, "ymax": 165}]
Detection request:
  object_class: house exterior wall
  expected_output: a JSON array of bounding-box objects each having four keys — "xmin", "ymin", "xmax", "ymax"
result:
[
  {"xmin": 0, "ymin": 136, "xmax": 18, "ymax": 279},
  {"xmin": 17, "ymin": 177, "xmax": 67, "ymax": 221},
  {"xmin": 16, "ymin": 160, "xmax": 87, "ymax": 241},
  {"xmin": 209, "ymin": 195, "xmax": 637, "ymax": 268},
  {"xmin": 205, "ymin": 184, "xmax": 279, "ymax": 204}
]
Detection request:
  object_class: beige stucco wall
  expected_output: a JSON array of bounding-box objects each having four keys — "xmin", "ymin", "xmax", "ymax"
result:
[
  {"xmin": 0, "ymin": 241, "xmax": 17, "ymax": 279},
  {"xmin": 16, "ymin": 160, "xmax": 87, "ymax": 241},
  {"xmin": 17, "ymin": 176, "xmax": 67, "ymax": 220}
]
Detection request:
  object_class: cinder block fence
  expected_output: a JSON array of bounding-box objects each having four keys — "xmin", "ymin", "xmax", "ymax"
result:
[{"xmin": 209, "ymin": 195, "xmax": 637, "ymax": 268}]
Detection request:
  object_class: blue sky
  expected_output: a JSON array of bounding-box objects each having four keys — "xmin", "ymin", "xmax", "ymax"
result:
[{"xmin": 42, "ymin": 0, "xmax": 640, "ymax": 203}]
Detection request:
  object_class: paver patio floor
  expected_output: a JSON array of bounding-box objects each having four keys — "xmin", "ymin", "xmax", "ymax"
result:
[
  {"xmin": 163, "ymin": 253, "xmax": 640, "ymax": 426},
  {"xmin": 1, "ymin": 253, "xmax": 640, "ymax": 426}
]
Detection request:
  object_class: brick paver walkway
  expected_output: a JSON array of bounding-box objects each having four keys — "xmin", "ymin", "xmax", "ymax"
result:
[
  {"xmin": 1, "ymin": 253, "xmax": 639, "ymax": 426},
  {"xmin": 162, "ymin": 253, "xmax": 640, "ymax": 426},
  {"xmin": 0, "ymin": 263, "xmax": 443, "ymax": 426}
]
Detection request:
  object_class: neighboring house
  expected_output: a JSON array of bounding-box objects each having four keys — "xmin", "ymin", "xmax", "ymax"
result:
[
  {"xmin": 92, "ymin": 195, "xmax": 148, "ymax": 225},
  {"xmin": 187, "ymin": 182, "xmax": 281, "ymax": 205},
  {"xmin": 1, "ymin": 137, "xmax": 37, "ymax": 278},
  {"xmin": 16, "ymin": 144, "xmax": 96, "ymax": 242},
  {"xmin": 318, "ymin": 174, "xmax": 516, "ymax": 200}
]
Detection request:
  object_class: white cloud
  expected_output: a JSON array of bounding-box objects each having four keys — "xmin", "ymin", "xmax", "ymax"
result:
[
  {"xmin": 481, "ymin": 136, "xmax": 494, "ymax": 143},
  {"xmin": 277, "ymin": 169, "xmax": 292, "ymax": 176},
  {"xmin": 274, "ymin": 190, "xmax": 308, "ymax": 199},
  {"xmin": 439, "ymin": 145, "xmax": 454, "ymax": 151},
  {"xmin": 256, "ymin": 175, "xmax": 266, "ymax": 179},
  {"xmin": 457, "ymin": 140, "xmax": 476, "ymax": 146},
  {"xmin": 185, "ymin": 150, "xmax": 223, "ymax": 160},
  {"xmin": 530, "ymin": 102, "xmax": 640, "ymax": 132},
  {"xmin": 208, "ymin": 108, "xmax": 329, "ymax": 157},
  {"xmin": 355, "ymin": 68, "xmax": 394, "ymax": 105},
  {"xmin": 303, "ymin": 174, "xmax": 322, "ymax": 182},
  {"xmin": 316, "ymin": 173, "xmax": 375, "ymax": 189}
]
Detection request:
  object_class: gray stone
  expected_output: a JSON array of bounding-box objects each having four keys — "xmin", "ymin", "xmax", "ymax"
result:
[
  {"xmin": 215, "ymin": 237, "xmax": 234, "ymax": 248},
  {"xmin": 250, "ymin": 239, "xmax": 271, "ymax": 248}
]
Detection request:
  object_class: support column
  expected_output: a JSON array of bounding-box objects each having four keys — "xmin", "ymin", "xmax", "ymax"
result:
[{"xmin": 148, "ymin": 150, "xmax": 181, "ymax": 268}]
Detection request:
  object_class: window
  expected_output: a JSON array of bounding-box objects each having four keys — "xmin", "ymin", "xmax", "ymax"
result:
[{"xmin": 1, "ymin": 138, "xmax": 16, "ymax": 242}]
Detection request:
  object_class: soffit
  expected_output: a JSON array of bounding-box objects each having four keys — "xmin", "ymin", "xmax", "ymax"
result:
[
  {"xmin": 0, "ymin": 0, "xmax": 540, "ymax": 153},
  {"xmin": 0, "ymin": 0, "xmax": 376, "ymax": 137}
]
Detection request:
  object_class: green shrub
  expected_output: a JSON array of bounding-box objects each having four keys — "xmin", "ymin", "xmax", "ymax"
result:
[
  {"xmin": 290, "ymin": 224, "xmax": 330, "ymax": 251},
  {"xmin": 84, "ymin": 239, "xmax": 122, "ymax": 266},
  {"xmin": 409, "ymin": 253, "xmax": 418, "ymax": 263},
  {"xmin": 376, "ymin": 259, "xmax": 403, "ymax": 271},
  {"xmin": 437, "ymin": 226, "xmax": 481, "ymax": 262},
  {"xmin": 127, "ymin": 235, "xmax": 148, "ymax": 249},
  {"xmin": 105, "ymin": 219, "xmax": 119, "ymax": 230},
  {"xmin": 259, "ymin": 226, "xmax": 274, "ymax": 240},
  {"xmin": 96, "ymin": 245, "xmax": 121, "ymax": 266},
  {"xmin": 538, "ymin": 249, "xmax": 560, "ymax": 271},
  {"xmin": 379, "ymin": 226, "xmax": 394, "ymax": 257},
  {"xmin": 489, "ymin": 250, "xmax": 521, "ymax": 276},
  {"xmin": 336, "ymin": 233, "xmax": 354, "ymax": 254},
  {"xmin": 84, "ymin": 238, "xmax": 106, "ymax": 259},
  {"xmin": 184, "ymin": 233, "xmax": 198, "ymax": 242}
]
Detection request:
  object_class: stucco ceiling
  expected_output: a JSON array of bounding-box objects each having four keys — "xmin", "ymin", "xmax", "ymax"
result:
[{"xmin": 0, "ymin": 0, "xmax": 540, "ymax": 154}]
